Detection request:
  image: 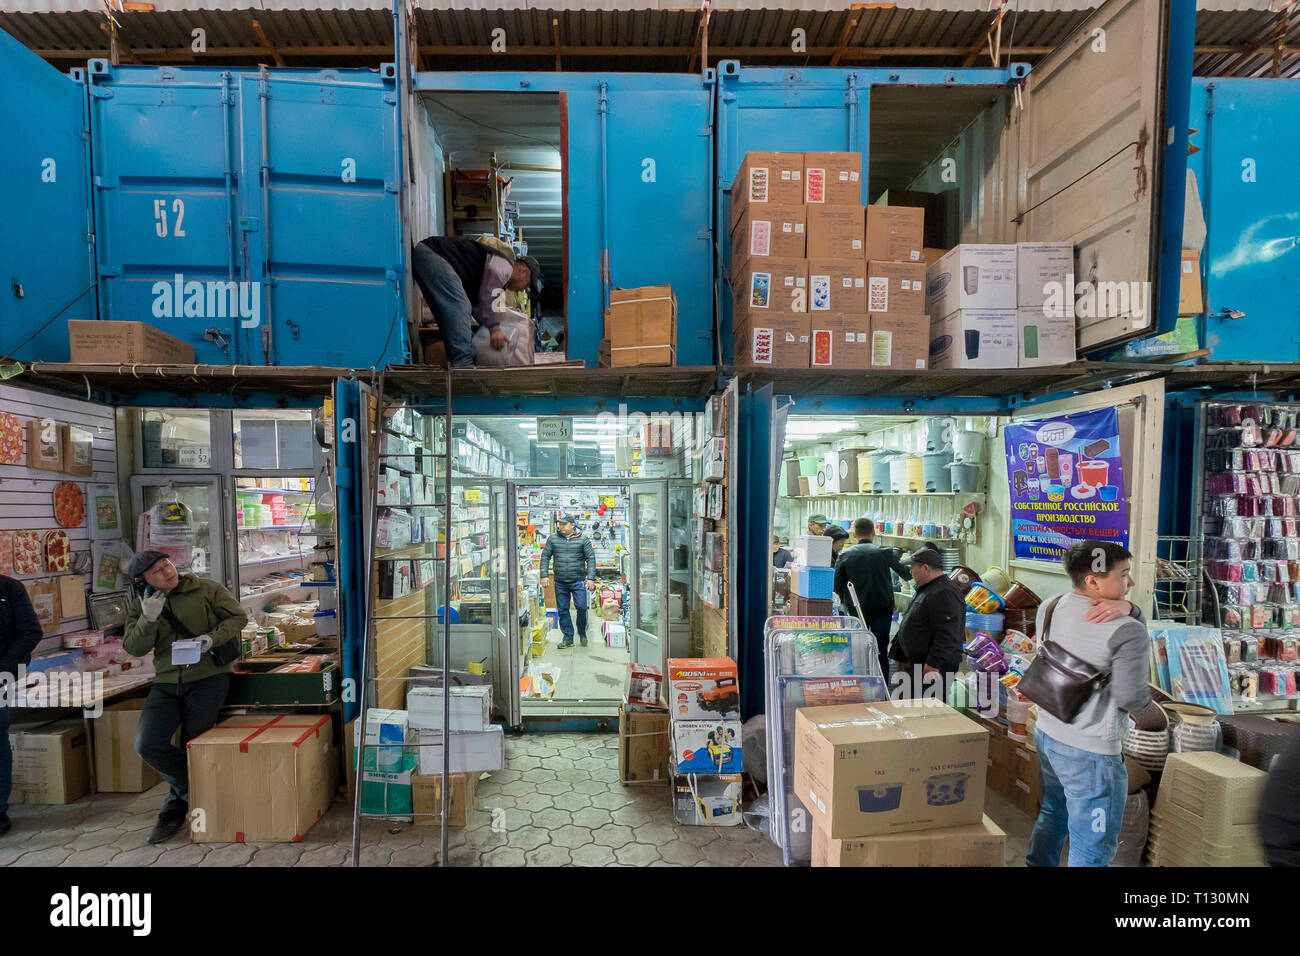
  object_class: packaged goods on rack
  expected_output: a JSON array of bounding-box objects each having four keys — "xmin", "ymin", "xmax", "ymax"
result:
[{"xmin": 1149, "ymin": 624, "xmax": 1234, "ymax": 714}]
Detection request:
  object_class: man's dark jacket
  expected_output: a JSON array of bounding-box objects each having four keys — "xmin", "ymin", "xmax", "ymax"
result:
[
  {"xmin": 890, "ymin": 573, "xmax": 965, "ymax": 671},
  {"xmin": 0, "ymin": 574, "xmax": 44, "ymax": 675},
  {"xmin": 833, "ymin": 542, "xmax": 906, "ymax": 614}
]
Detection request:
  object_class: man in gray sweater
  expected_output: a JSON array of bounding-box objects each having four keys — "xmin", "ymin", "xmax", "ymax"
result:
[
  {"xmin": 540, "ymin": 514, "xmax": 597, "ymax": 649},
  {"xmin": 1025, "ymin": 539, "xmax": 1151, "ymax": 868}
]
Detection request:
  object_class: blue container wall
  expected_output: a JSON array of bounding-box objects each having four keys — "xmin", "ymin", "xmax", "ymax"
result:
[
  {"xmin": 0, "ymin": 32, "xmax": 95, "ymax": 362},
  {"xmin": 412, "ymin": 72, "xmax": 716, "ymax": 369},
  {"xmin": 1190, "ymin": 78, "xmax": 1300, "ymax": 362}
]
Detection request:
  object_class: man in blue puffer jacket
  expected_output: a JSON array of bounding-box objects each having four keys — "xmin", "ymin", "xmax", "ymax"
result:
[{"xmin": 540, "ymin": 514, "xmax": 596, "ymax": 648}]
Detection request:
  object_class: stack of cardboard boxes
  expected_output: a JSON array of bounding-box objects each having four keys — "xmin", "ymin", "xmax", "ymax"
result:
[
  {"xmin": 667, "ymin": 657, "xmax": 744, "ymax": 826},
  {"xmin": 729, "ymin": 150, "xmax": 929, "ymax": 370},
  {"xmin": 796, "ymin": 700, "xmax": 1007, "ymax": 866},
  {"xmin": 619, "ymin": 663, "xmax": 670, "ymax": 785}
]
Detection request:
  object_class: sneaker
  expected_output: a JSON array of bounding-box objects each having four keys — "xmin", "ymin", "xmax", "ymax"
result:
[
  {"xmin": 147, "ymin": 812, "xmax": 186, "ymax": 845},
  {"xmin": 580, "ymin": 636, "xmax": 588, "ymax": 647},
  {"xmin": 557, "ymin": 640, "xmax": 574, "ymax": 649},
  {"xmin": 0, "ymin": 813, "xmax": 11, "ymax": 838}
]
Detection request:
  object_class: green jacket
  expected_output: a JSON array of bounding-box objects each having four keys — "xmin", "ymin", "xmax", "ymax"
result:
[{"xmin": 123, "ymin": 574, "xmax": 248, "ymax": 684}]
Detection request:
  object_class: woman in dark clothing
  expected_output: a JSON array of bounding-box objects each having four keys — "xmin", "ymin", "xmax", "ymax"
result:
[{"xmin": 825, "ymin": 525, "xmax": 850, "ymax": 567}]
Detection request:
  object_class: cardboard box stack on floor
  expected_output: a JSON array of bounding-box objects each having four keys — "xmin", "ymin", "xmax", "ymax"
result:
[
  {"xmin": 407, "ymin": 688, "xmax": 505, "ymax": 779},
  {"xmin": 796, "ymin": 700, "xmax": 1005, "ymax": 866},
  {"xmin": 790, "ymin": 533, "xmax": 834, "ymax": 616},
  {"xmin": 666, "ymin": 657, "xmax": 744, "ymax": 825},
  {"xmin": 620, "ymin": 663, "xmax": 670, "ymax": 785},
  {"xmin": 6, "ymin": 719, "xmax": 91, "ymax": 805}
]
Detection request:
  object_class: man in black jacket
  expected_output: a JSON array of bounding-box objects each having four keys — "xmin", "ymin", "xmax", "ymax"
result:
[
  {"xmin": 412, "ymin": 235, "xmax": 542, "ymax": 368},
  {"xmin": 889, "ymin": 548, "xmax": 964, "ymax": 700},
  {"xmin": 540, "ymin": 514, "xmax": 597, "ymax": 649},
  {"xmin": 834, "ymin": 518, "xmax": 908, "ymax": 678},
  {"xmin": 0, "ymin": 574, "xmax": 44, "ymax": 837}
]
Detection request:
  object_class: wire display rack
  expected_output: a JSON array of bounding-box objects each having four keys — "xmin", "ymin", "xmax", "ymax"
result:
[{"xmin": 1154, "ymin": 535, "xmax": 1203, "ymax": 625}]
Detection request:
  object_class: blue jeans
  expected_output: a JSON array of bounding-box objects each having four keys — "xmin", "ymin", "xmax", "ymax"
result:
[
  {"xmin": 411, "ymin": 243, "xmax": 476, "ymax": 368},
  {"xmin": 0, "ymin": 701, "xmax": 10, "ymax": 815},
  {"xmin": 134, "ymin": 674, "xmax": 231, "ymax": 818},
  {"xmin": 554, "ymin": 580, "xmax": 589, "ymax": 644},
  {"xmin": 1026, "ymin": 729, "xmax": 1128, "ymax": 867}
]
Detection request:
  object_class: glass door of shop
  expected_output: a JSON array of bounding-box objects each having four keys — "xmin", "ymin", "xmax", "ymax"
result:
[
  {"xmin": 129, "ymin": 477, "xmax": 227, "ymax": 589},
  {"xmin": 439, "ymin": 480, "xmax": 495, "ymax": 684},
  {"xmin": 494, "ymin": 482, "xmax": 522, "ymax": 727},
  {"xmin": 630, "ymin": 483, "xmax": 669, "ymax": 673}
]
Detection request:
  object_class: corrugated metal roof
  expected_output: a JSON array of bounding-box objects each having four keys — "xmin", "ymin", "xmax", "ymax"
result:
[{"xmin": 3, "ymin": 2, "xmax": 1296, "ymax": 77}]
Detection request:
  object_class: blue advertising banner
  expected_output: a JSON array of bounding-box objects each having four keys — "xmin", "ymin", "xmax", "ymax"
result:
[{"xmin": 1003, "ymin": 407, "xmax": 1129, "ymax": 562}]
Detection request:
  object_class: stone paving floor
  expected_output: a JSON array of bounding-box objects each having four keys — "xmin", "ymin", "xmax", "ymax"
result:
[{"xmin": 0, "ymin": 732, "xmax": 1034, "ymax": 867}]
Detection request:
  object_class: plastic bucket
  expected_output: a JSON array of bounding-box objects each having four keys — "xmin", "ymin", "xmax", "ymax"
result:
[
  {"xmin": 953, "ymin": 430, "xmax": 986, "ymax": 464},
  {"xmin": 924, "ymin": 418, "xmax": 950, "ymax": 452},
  {"xmin": 1007, "ymin": 694, "xmax": 1032, "ymax": 741},
  {"xmin": 869, "ymin": 451, "xmax": 895, "ymax": 492},
  {"xmin": 855, "ymin": 454, "xmax": 875, "ymax": 493},
  {"xmin": 889, "ymin": 456, "xmax": 915, "ymax": 493},
  {"xmin": 947, "ymin": 461, "xmax": 984, "ymax": 493},
  {"xmin": 922, "ymin": 450, "xmax": 954, "ymax": 492},
  {"xmin": 906, "ymin": 456, "xmax": 925, "ymax": 494}
]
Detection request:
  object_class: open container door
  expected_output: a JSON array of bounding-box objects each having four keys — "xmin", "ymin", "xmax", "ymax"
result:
[
  {"xmin": 0, "ymin": 32, "xmax": 95, "ymax": 363},
  {"xmin": 495, "ymin": 481, "xmax": 522, "ymax": 727},
  {"xmin": 1013, "ymin": 0, "xmax": 1191, "ymax": 352}
]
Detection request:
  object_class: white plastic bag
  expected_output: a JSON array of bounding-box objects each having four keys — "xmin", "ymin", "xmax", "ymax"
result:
[{"xmin": 473, "ymin": 311, "xmax": 534, "ymax": 367}]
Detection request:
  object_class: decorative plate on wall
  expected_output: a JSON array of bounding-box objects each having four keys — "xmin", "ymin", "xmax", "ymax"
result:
[
  {"xmin": 0, "ymin": 412, "xmax": 22, "ymax": 465},
  {"xmin": 53, "ymin": 481, "xmax": 86, "ymax": 528},
  {"xmin": 44, "ymin": 529, "xmax": 72, "ymax": 573}
]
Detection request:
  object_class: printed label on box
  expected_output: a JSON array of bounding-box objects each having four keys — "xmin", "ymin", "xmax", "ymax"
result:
[
  {"xmin": 813, "ymin": 330, "xmax": 833, "ymax": 367},
  {"xmin": 811, "ymin": 275, "xmax": 831, "ymax": 311},
  {"xmin": 781, "ymin": 222, "xmax": 793, "ymax": 233},
  {"xmin": 750, "ymin": 220, "xmax": 771, "ymax": 257},
  {"xmin": 842, "ymin": 277, "xmax": 852, "ymax": 288},
  {"xmin": 796, "ymin": 224, "xmax": 804, "ymax": 233},
  {"xmin": 872, "ymin": 331, "xmax": 893, "ymax": 366},
  {"xmin": 839, "ymin": 171, "xmax": 849, "ymax": 181},
  {"xmin": 750, "ymin": 272, "xmax": 771, "ymax": 308},
  {"xmin": 869, "ymin": 276, "xmax": 889, "ymax": 313},
  {"xmin": 850, "ymin": 171, "xmax": 860, "ymax": 182},
  {"xmin": 780, "ymin": 170, "xmax": 792, "ymax": 181},
  {"xmin": 1182, "ymin": 260, "xmax": 1193, "ymax": 273},
  {"xmin": 806, "ymin": 168, "xmax": 826, "ymax": 203},
  {"xmin": 749, "ymin": 167, "xmax": 769, "ymax": 202},
  {"xmin": 852, "ymin": 239, "xmax": 862, "ymax": 250},
  {"xmin": 751, "ymin": 327, "xmax": 774, "ymax": 364}
]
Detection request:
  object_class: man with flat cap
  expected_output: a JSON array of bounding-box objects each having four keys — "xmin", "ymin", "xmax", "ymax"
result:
[
  {"xmin": 806, "ymin": 513, "xmax": 829, "ymax": 537},
  {"xmin": 540, "ymin": 514, "xmax": 596, "ymax": 649},
  {"xmin": 123, "ymin": 551, "xmax": 247, "ymax": 844},
  {"xmin": 889, "ymin": 547, "xmax": 965, "ymax": 700}
]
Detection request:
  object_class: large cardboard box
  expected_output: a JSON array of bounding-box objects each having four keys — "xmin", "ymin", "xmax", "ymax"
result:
[
  {"xmin": 867, "ymin": 260, "xmax": 927, "ymax": 315},
  {"xmin": 608, "ymin": 285, "xmax": 677, "ymax": 367},
  {"xmin": 94, "ymin": 699, "xmax": 163, "ymax": 793},
  {"xmin": 67, "ymin": 320, "xmax": 196, "ymax": 365},
  {"xmin": 732, "ymin": 256, "xmax": 808, "ymax": 317},
  {"xmin": 729, "ymin": 151, "xmax": 804, "ymax": 228},
  {"xmin": 794, "ymin": 700, "xmax": 988, "ymax": 838},
  {"xmin": 416, "ymin": 726, "xmax": 505, "ymax": 775},
  {"xmin": 811, "ymin": 315, "xmax": 871, "ymax": 370},
  {"xmin": 803, "ymin": 152, "xmax": 863, "ymax": 205},
  {"xmin": 619, "ymin": 703, "xmax": 671, "ymax": 784},
  {"xmin": 813, "ymin": 814, "xmax": 1006, "ymax": 866},
  {"xmin": 406, "ymin": 685, "xmax": 491, "ymax": 732},
  {"xmin": 359, "ymin": 753, "xmax": 416, "ymax": 820},
  {"xmin": 869, "ymin": 312, "xmax": 929, "ymax": 370},
  {"xmin": 806, "ymin": 205, "xmax": 865, "ymax": 260},
  {"xmin": 928, "ymin": 310, "xmax": 1018, "ymax": 370},
  {"xmin": 925, "ymin": 244, "xmax": 1017, "ymax": 317},
  {"xmin": 731, "ymin": 203, "xmax": 806, "ymax": 262},
  {"xmin": 1017, "ymin": 307, "xmax": 1077, "ymax": 367},
  {"xmin": 1179, "ymin": 248, "xmax": 1203, "ymax": 315},
  {"xmin": 733, "ymin": 314, "xmax": 811, "ymax": 369},
  {"xmin": 864, "ymin": 206, "xmax": 925, "ymax": 264},
  {"xmin": 666, "ymin": 657, "xmax": 740, "ymax": 721},
  {"xmin": 1016, "ymin": 242, "xmax": 1076, "ymax": 315},
  {"xmin": 875, "ymin": 189, "xmax": 947, "ymax": 249},
  {"xmin": 808, "ymin": 258, "xmax": 868, "ymax": 316},
  {"xmin": 188, "ymin": 714, "xmax": 336, "ymax": 842},
  {"xmin": 7, "ymin": 719, "xmax": 90, "ymax": 805},
  {"xmin": 411, "ymin": 772, "xmax": 477, "ymax": 827},
  {"xmin": 672, "ymin": 772, "xmax": 744, "ymax": 826}
]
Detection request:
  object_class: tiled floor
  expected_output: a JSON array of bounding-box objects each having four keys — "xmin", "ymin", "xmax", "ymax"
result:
[
  {"xmin": 535, "ymin": 621, "xmax": 629, "ymax": 703},
  {"xmin": 0, "ymin": 731, "xmax": 1036, "ymax": 866}
]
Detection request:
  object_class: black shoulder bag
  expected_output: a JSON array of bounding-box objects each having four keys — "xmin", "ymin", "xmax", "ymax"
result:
[
  {"xmin": 1015, "ymin": 595, "xmax": 1112, "ymax": 723},
  {"xmin": 162, "ymin": 605, "xmax": 242, "ymax": 668}
]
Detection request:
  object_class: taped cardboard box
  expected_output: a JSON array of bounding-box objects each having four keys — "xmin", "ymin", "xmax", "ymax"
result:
[
  {"xmin": 802, "ymin": 151, "xmax": 862, "ymax": 205},
  {"xmin": 865, "ymin": 206, "xmax": 925, "ymax": 264},
  {"xmin": 729, "ymin": 151, "xmax": 804, "ymax": 228},
  {"xmin": 672, "ymin": 772, "xmax": 744, "ymax": 826},
  {"xmin": 806, "ymin": 205, "xmax": 865, "ymax": 260},
  {"xmin": 67, "ymin": 320, "xmax": 196, "ymax": 365},
  {"xmin": 7, "ymin": 719, "xmax": 90, "ymax": 805},
  {"xmin": 731, "ymin": 255, "xmax": 808, "ymax": 317},
  {"xmin": 733, "ymin": 314, "xmax": 811, "ymax": 369},
  {"xmin": 929, "ymin": 310, "xmax": 1018, "ymax": 370},
  {"xmin": 925, "ymin": 244, "xmax": 1017, "ymax": 317},
  {"xmin": 1179, "ymin": 248, "xmax": 1203, "ymax": 315},
  {"xmin": 869, "ymin": 312, "xmax": 929, "ymax": 371},
  {"xmin": 1016, "ymin": 242, "xmax": 1076, "ymax": 315},
  {"xmin": 810, "ymin": 316, "xmax": 872, "ymax": 370},
  {"xmin": 608, "ymin": 285, "xmax": 677, "ymax": 368},
  {"xmin": 411, "ymin": 771, "xmax": 477, "ymax": 826},
  {"xmin": 188, "ymin": 714, "xmax": 336, "ymax": 842},
  {"xmin": 731, "ymin": 203, "xmax": 806, "ymax": 263},
  {"xmin": 1017, "ymin": 307, "xmax": 1077, "ymax": 367},
  {"xmin": 867, "ymin": 260, "xmax": 927, "ymax": 315},
  {"xmin": 813, "ymin": 814, "xmax": 1006, "ymax": 867},
  {"xmin": 619, "ymin": 703, "xmax": 671, "ymax": 784},
  {"xmin": 808, "ymin": 258, "xmax": 867, "ymax": 315},
  {"xmin": 93, "ymin": 699, "xmax": 163, "ymax": 793}
]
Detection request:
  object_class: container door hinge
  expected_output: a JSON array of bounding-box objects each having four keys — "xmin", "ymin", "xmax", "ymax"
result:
[
  {"xmin": 697, "ymin": 228, "xmax": 712, "ymax": 242},
  {"xmin": 97, "ymin": 264, "xmax": 122, "ymax": 278},
  {"xmin": 699, "ymin": 125, "xmax": 712, "ymax": 136},
  {"xmin": 92, "ymin": 175, "xmax": 117, "ymax": 190},
  {"xmin": 89, "ymin": 87, "xmax": 115, "ymax": 100},
  {"xmin": 383, "ymin": 93, "xmax": 397, "ymax": 105}
]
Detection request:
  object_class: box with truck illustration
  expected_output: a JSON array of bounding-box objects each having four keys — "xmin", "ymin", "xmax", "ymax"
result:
[{"xmin": 666, "ymin": 657, "xmax": 740, "ymax": 720}]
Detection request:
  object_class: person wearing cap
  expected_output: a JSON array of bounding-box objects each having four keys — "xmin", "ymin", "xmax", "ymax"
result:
[
  {"xmin": 0, "ymin": 573, "xmax": 43, "ymax": 838},
  {"xmin": 411, "ymin": 234, "xmax": 543, "ymax": 369},
  {"xmin": 889, "ymin": 547, "xmax": 965, "ymax": 699},
  {"xmin": 806, "ymin": 514, "xmax": 829, "ymax": 537},
  {"xmin": 540, "ymin": 514, "xmax": 596, "ymax": 649},
  {"xmin": 122, "ymin": 551, "xmax": 248, "ymax": 845}
]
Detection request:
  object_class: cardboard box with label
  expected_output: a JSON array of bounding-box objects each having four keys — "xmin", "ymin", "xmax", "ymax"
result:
[
  {"xmin": 734, "ymin": 314, "xmax": 811, "ymax": 369},
  {"xmin": 411, "ymin": 771, "xmax": 477, "ymax": 827},
  {"xmin": 864, "ymin": 206, "xmax": 925, "ymax": 264},
  {"xmin": 93, "ymin": 699, "xmax": 163, "ymax": 793},
  {"xmin": 608, "ymin": 285, "xmax": 677, "ymax": 367},
  {"xmin": 794, "ymin": 700, "xmax": 988, "ymax": 838},
  {"xmin": 67, "ymin": 320, "xmax": 196, "ymax": 365},
  {"xmin": 359, "ymin": 753, "xmax": 417, "ymax": 820},
  {"xmin": 672, "ymin": 772, "xmax": 744, "ymax": 826},
  {"xmin": 929, "ymin": 310, "xmax": 1018, "ymax": 370},
  {"xmin": 732, "ymin": 256, "xmax": 808, "ymax": 319},
  {"xmin": 7, "ymin": 720, "xmax": 90, "ymax": 804},
  {"xmin": 619, "ymin": 703, "xmax": 671, "ymax": 784},
  {"xmin": 1009, "ymin": 739, "xmax": 1042, "ymax": 816},
  {"xmin": 802, "ymin": 152, "xmax": 862, "ymax": 205},
  {"xmin": 813, "ymin": 814, "xmax": 1006, "ymax": 866},
  {"xmin": 188, "ymin": 714, "xmax": 336, "ymax": 842},
  {"xmin": 1179, "ymin": 248, "xmax": 1203, "ymax": 315},
  {"xmin": 925, "ymin": 244, "xmax": 1018, "ymax": 317},
  {"xmin": 356, "ymin": 708, "xmax": 411, "ymax": 773},
  {"xmin": 666, "ymin": 657, "xmax": 740, "ymax": 720},
  {"xmin": 1017, "ymin": 307, "xmax": 1077, "ymax": 367},
  {"xmin": 811, "ymin": 315, "xmax": 872, "ymax": 370},
  {"xmin": 1017, "ymin": 242, "xmax": 1076, "ymax": 315},
  {"xmin": 731, "ymin": 204, "xmax": 806, "ymax": 263},
  {"xmin": 806, "ymin": 205, "xmax": 865, "ymax": 260},
  {"xmin": 869, "ymin": 312, "xmax": 929, "ymax": 370},
  {"xmin": 416, "ymin": 725, "xmax": 505, "ymax": 775},
  {"xmin": 867, "ymin": 260, "xmax": 927, "ymax": 315},
  {"xmin": 729, "ymin": 151, "xmax": 804, "ymax": 228},
  {"xmin": 807, "ymin": 258, "xmax": 867, "ymax": 315},
  {"xmin": 406, "ymin": 684, "xmax": 491, "ymax": 732},
  {"xmin": 672, "ymin": 718, "xmax": 743, "ymax": 774}
]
